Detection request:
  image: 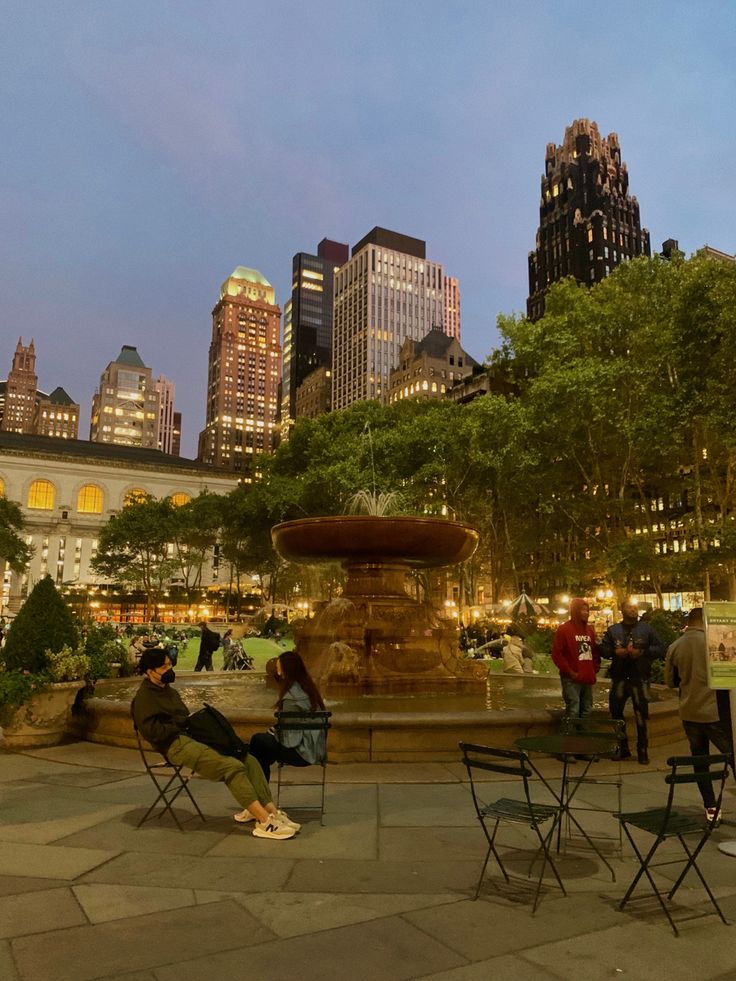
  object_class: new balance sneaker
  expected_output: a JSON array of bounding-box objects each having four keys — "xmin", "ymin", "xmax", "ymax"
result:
[
  {"xmin": 253, "ymin": 817, "xmax": 296, "ymax": 840},
  {"xmin": 705, "ymin": 807, "xmax": 722, "ymax": 826},
  {"xmin": 276, "ymin": 809, "xmax": 301, "ymax": 832},
  {"xmin": 233, "ymin": 809, "xmax": 255, "ymax": 824}
]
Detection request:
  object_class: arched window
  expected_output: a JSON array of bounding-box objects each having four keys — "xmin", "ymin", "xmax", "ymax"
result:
[
  {"xmin": 0, "ymin": 476, "xmax": 5, "ymax": 497},
  {"xmin": 124, "ymin": 488, "xmax": 148, "ymax": 506},
  {"xmin": 170, "ymin": 492, "xmax": 191, "ymax": 507},
  {"xmin": 28, "ymin": 479, "xmax": 55, "ymax": 510},
  {"xmin": 77, "ymin": 484, "xmax": 103, "ymax": 514}
]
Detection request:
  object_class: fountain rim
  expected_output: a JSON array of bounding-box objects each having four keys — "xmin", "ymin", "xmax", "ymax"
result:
[{"xmin": 271, "ymin": 514, "xmax": 480, "ymax": 569}]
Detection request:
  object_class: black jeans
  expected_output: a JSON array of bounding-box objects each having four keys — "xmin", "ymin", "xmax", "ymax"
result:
[
  {"xmin": 609, "ymin": 678, "xmax": 649, "ymax": 749},
  {"xmin": 194, "ymin": 652, "xmax": 213, "ymax": 672},
  {"xmin": 248, "ymin": 731, "xmax": 310, "ymax": 783},
  {"xmin": 682, "ymin": 719, "xmax": 733, "ymax": 808}
]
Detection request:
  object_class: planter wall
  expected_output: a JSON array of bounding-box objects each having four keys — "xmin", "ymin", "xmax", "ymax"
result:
[{"xmin": 0, "ymin": 681, "xmax": 85, "ymax": 749}]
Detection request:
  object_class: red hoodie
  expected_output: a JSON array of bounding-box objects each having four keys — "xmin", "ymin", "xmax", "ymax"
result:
[{"xmin": 551, "ymin": 599, "xmax": 600, "ymax": 685}]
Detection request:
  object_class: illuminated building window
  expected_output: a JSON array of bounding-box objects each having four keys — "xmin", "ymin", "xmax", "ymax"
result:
[
  {"xmin": 124, "ymin": 488, "xmax": 148, "ymax": 506},
  {"xmin": 171, "ymin": 492, "xmax": 191, "ymax": 507},
  {"xmin": 77, "ymin": 484, "xmax": 103, "ymax": 514},
  {"xmin": 28, "ymin": 479, "xmax": 55, "ymax": 510},
  {"xmin": 0, "ymin": 477, "xmax": 4, "ymax": 496}
]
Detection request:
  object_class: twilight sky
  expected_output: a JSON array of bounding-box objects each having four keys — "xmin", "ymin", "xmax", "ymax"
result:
[{"xmin": 2, "ymin": 1, "xmax": 734, "ymax": 457}]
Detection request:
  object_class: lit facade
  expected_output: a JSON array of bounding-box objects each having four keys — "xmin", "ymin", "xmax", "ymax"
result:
[
  {"xmin": 295, "ymin": 365, "xmax": 331, "ymax": 420},
  {"xmin": 90, "ymin": 346, "xmax": 160, "ymax": 449},
  {"xmin": 443, "ymin": 276, "xmax": 461, "ymax": 341},
  {"xmin": 332, "ymin": 227, "xmax": 444, "ymax": 410},
  {"xmin": 387, "ymin": 327, "xmax": 476, "ymax": 404},
  {"xmin": 197, "ymin": 267, "xmax": 281, "ymax": 475},
  {"xmin": 35, "ymin": 387, "xmax": 80, "ymax": 439},
  {"xmin": 155, "ymin": 374, "xmax": 179, "ymax": 456},
  {"xmin": 0, "ymin": 431, "xmax": 236, "ymax": 615},
  {"xmin": 1, "ymin": 338, "xmax": 40, "ymax": 434},
  {"xmin": 527, "ymin": 118, "xmax": 651, "ymax": 321},
  {"xmin": 281, "ymin": 238, "xmax": 348, "ymax": 430}
]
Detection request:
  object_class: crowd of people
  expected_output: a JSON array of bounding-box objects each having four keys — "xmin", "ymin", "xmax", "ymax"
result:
[{"xmin": 552, "ymin": 597, "xmax": 734, "ymax": 822}]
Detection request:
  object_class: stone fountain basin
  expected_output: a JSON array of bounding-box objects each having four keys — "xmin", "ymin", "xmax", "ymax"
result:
[
  {"xmin": 272, "ymin": 515, "xmax": 479, "ymax": 568},
  {"xmin": 72, "ymin": 673, "xmax": 682, "ymax": 763}
]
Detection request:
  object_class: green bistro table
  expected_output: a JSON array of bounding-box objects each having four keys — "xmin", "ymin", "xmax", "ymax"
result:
[{"xmin": 515, "ymin": 732, "xmax": 620, "ymax": 881}]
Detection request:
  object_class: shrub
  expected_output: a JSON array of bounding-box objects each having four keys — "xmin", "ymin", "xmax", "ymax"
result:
[
  {"xmin": 45, "ymin": 645, "xmax": 91, "ymax": 682},
  {"xmin": 0, "ymin": 670, "xmax": 48, "ymax": 725},
  {"xmin": 2, "ymin": 577, "xmax": 79, "ymax": 673},
  {"xmin": 82, "ymin": 623, "xmax": 132, "ymax": 679}
]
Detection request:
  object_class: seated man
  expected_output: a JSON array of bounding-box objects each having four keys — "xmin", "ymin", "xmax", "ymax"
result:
[{"xmin": 131, "ymin": 649, "xmax": 299, "ymax": 840}]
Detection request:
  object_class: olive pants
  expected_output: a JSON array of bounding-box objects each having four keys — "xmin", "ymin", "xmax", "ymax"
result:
[{"xmin": 167, "ymin": 734, "xmax": 272, "ymax": 810}]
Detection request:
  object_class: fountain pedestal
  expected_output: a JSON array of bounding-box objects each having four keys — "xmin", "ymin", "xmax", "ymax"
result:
[{"xmin": 272, "ymin": 516, "xmax": 488, "ymax": 696}]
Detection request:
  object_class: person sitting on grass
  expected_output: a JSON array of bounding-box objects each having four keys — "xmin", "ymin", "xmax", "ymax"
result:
[
  {"xmin": 233, "ymin": 650, "xmax": 326, "ymax": 824},
  {"xmin": 131, "ymin": 648, "xmax": 299, "ymax": 840}
]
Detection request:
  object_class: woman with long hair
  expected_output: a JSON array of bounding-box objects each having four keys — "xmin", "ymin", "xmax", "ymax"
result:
[{"xmin": 234, "ymin": 651, "xmax": 326, "ymax": 824}]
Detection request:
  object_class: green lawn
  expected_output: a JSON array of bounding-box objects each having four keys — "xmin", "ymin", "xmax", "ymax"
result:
[{"xmin": 173, "ymin": 635, "xmax": 295, "ymax": 672}]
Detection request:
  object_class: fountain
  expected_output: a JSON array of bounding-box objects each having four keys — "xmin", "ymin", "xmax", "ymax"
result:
[{"xmin": 271, "ymin": 514, "xmax": 488, "ymax": 695}]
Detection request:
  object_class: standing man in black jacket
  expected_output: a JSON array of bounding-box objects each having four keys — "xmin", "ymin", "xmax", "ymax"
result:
[
  {"xmin": 195, "ymin": 621, "xmax": 219, "ymax": 672},
  {"xmin": 600, "ymin": 601, "xmax": 664, "ymax": 764}
]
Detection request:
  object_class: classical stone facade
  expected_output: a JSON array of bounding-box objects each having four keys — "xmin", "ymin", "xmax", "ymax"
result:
[
  {"xmin": 527, "ymin": 118, "xmax": 651, "ymax": 321},
  {"xmin": 0, "ymin": 432, "xmax": 236, "ymax": 614}
]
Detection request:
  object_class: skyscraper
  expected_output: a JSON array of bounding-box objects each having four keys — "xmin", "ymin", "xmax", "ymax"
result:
[
  {"xmin": 0, "ymin": 338, "xmax": 79, "ymax": 439},
  {"xmin": 155, "ymin": 375, "xmax": 179, "ymax": 456},
  {"xmin": 89, "ymin": 345, "xmax": 160, "ymax": 448},
  {"xmin": 332, "ymin": 227, "xmax": 444, "ymax": 410},
  {"xmin": 281, "ymin": 238, "xmax": 349, "ymax": 429},
  {"xmin": 197, "ymin": 266, "xmax": 281, "ymax": 475},
  {"xmin": 1, "ymin": 338, "xmax": 39, "ymax": 433},
  {"xmin": 527, "ymin": 118, "xmax": 651, "ymax": 321},
  {"xmin": 443, "ymin": 276, "xmax": 461, "ymax": 341}
]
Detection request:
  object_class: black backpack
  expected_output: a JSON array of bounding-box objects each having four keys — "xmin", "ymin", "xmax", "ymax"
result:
[{"xmin": 185, "ymin": 703, "xmax": 248, "ymax": 760}]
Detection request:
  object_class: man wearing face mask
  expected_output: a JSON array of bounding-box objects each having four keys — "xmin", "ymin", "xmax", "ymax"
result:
[{"xmin": 131, "ymin": 648, "xmax": 299, "ymax": 840}]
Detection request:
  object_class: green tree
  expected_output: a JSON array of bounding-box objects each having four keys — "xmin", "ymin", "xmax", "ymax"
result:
[
  {"xmin": 91, "ymin": 496, "xmax": 178, "ymax": 619},
  {"xmin": 0, "ymin": 496, "xmax": 32, "ymax": 576},
  {"xmin": 2, "ymin": 575, "xmax": 79, "ymax": 673},
  {"xmin": 169, "ymin": 492, "xmax": 224, "ymax": 606}
]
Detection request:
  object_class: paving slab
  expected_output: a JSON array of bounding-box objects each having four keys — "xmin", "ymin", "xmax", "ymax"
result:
[
  {"xmin": 414, "ymin": 954, "xmax": 561, "ymax": 981},
  {"xmin": 55, "ymin": 813, "xmax": 235, "ymax": 857},
  {"xmin": 153, "ymin": 915, "xmax": 467, "ymax": 981},
  {"xmin": 321, "ymin": 782, "xmax": 378, "ymax": 814},
  {"xmin": 11, "ymin": 899, "xmax": 275, "ymax": 981},
  {"xmin": 0, "ymin": 887, "xmax": 87, "ymax": 939},
  {"xmin": 18, "ymin": 744, "xmax": 142, "ymax": 772},
  {"xmin": 322, "ymin": 762, "xmax": 460, "ymax": 784},
  {"xmin": 195, "ymin": 888, "xmax": 458, "ymax": 938},
  {"xmin": 72, "ymin": 884, "xmax": 197, "ymax": 923},
  {"xmin": 0, "ymin": 799, "xmax": 136, "ymax": 845},
  {"xmin": 0, "ymin": 940, "xmax": 21, "ymax": 981},
  {"xmin": 0, "ymin": 875, "xmax": 70, "ymax": 897},
  {"xmin": 379, "ymin": 826, "xmax": 485, "ymax": 864},
  {"xmin": 378, "ymin": 784, "xmax": 474, "ymax": 826},
  {"xmin": 522, "ymin": 917, "xmax": 736, "ymax": 981},
  {"xmin": 80, "ymin": 850, "xmax": 294, "ymax": 892},
  {"xmin": 0, "ymin": 841, "xmax": 118, "ymax": 880},
  {"xmin": 286, "ymin": 857, "xmax": 479, "ymax": 894},
  {"xmin": 407, "ymin": 891, "xmax": 624, "ymax": 959}
]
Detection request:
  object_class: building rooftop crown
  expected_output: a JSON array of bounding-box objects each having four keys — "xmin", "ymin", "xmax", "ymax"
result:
[
  {"xmin": 229, "ymin": 266, "xmax": 272, "ymax": 287},
  {"xmin": 114, "ymin": 345, "xmax": 147, "ymax": 368},
  {"xmin": 46, "ymin": 386, "xmax": 76, "ymax": 405}
]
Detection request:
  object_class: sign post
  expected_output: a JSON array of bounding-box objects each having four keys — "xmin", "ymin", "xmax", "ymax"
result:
[{"xmin": 702, "ymin": 603, "xmax": 736, "ymax": 857}]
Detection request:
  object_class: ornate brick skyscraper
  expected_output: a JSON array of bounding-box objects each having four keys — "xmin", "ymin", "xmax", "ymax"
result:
[
  {"xmin": 198, "ymin": 267, "xmax": 281, "ymax": 476},
  {"xmin": 527, "ymin": 118, "xmax": 651, "ymax": 321},
  {"xmin": 1, "ymin": 338, "xmax": 38, "ymax": 433}
]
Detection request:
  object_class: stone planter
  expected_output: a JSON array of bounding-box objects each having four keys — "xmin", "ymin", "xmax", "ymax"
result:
[{"xmin": 0, "ymin": 681, "xmax": 86, "ymax": 749}]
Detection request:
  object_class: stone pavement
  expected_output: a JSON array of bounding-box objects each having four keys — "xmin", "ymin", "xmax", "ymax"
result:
[{"xmin": 1, "ymin": 738, "xmax": 735, "ymax": 981}]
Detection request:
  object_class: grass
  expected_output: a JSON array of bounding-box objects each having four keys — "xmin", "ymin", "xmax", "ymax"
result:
[{"xmin": 173, "ymin": 635, "xmax": 295, "ymax": 672}]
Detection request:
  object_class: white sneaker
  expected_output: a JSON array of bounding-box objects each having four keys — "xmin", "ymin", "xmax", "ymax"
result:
[
  {"xmin": 233, "ymin": 809, "xmax": 255, "ymax": 823},
  {"xmin": 276, "ymin": 809, "xmax": 301, "ymax": 832},
  {"xmin": 705, "ymin": 807, "xmax": 722, "ymax": 826},
  {"xmin": 253, "ymin": 817, "xmax": 296, "ymax": 840}
]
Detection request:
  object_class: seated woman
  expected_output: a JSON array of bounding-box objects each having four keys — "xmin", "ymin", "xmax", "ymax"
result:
[{"xmin": 234, "ymin": 650, "xmax": 326, "ymax": 823}]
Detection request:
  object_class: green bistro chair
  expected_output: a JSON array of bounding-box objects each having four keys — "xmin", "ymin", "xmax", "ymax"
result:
[
  {"xmin": 460, "ymin": 742, "xmax": 566, "ymax": 913},
  {"xmin": 134, "ymin": 727, "xmax": 206, "ymax": 832},
  {"xmin": 274, "ymin": 710, "xmax": 332, "ymax": 825},
  {"xmin": 617, "ymin": 753, "xmax": 731, "ymax": 936}
]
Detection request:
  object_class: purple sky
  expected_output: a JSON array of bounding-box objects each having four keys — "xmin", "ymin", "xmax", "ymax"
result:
[{"xmin": 2, "ymin": 2, "xmax": 734, "ymax": 457}]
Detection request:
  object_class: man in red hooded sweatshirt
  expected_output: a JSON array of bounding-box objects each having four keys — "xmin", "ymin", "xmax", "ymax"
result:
[{"xmin": 551, "ymin": 598, "xmax": 600, "ymax": 718}]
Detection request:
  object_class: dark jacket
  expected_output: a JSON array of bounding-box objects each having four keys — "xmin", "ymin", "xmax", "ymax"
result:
[
  {"xmin": 131, "ymin": 677, "xmax": 189, "ymax": 754},
  {"xmin": 599, "ymin": 620, "xmax": 664, "ymax": 682}
]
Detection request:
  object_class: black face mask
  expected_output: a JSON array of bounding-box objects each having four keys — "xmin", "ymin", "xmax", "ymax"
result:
[{"xmin": 159, "ymin": 669, "xmax": 176, "ymax": 684}]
